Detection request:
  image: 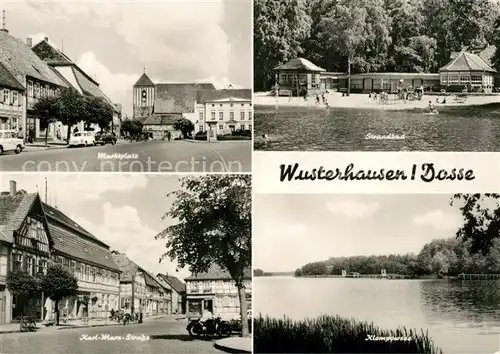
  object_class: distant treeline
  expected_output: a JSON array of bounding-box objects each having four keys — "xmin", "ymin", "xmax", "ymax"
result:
[
  {"xmin": 254, "ymin": 0, "xmax": 500, "ymax": 90},
  {"xmin": 254, "ymin": 269, "xmax": 294, "ymax": 277},
  {"xmin": 295, "ymin": 238, "xmax": 500, "ymax": 277}
]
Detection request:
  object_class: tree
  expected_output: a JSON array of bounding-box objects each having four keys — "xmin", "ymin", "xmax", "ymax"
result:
[
  {"xmin": 155, "ymin": 175, "xmax": 251, "ymax": 337},
  {"xmin": 84, "ymin": 96, "xmax": 114, "ymax": 132},
  {"xmin": 39, "ymin": 264, "xmax": 78, "ymax": 325},
  {"xmin": 254, "ymin": 269, "xmax": 265, "ymax": 276},
  {"xmin": 57, "ymin": 88, "xmax": 85, "ymax": 142},
  {"xmin": 254, "ymin": 0, "xmax": 311, "ymax": 91},
  {"xmin": 121, "ymin": 119, "xmax": 143, "ymax": 138},
  {"xmin": 6, "ymin": 270, "xmax": 40, "ymax": 319},
  {"xmin": 451, "ymin": 194, "xmax": 500, "ymax": 255},
  {"xmin": 32, "ymin": 96, "xmax": 60, "ymax": 147},
  {"xmin": 173, "ymin": 118, "xmax": 194, "ymax": 139},
  {"xmin": 491, "ymin": 16, "xmax": 500, "ymax": 72}
]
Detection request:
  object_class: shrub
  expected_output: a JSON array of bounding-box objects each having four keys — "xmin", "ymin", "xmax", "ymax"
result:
[
  {"xmin": 232, "ymin": 129, "xmax": 252, "ymax": 137},
  {"xmin": 254, "ymin": 315, "xmax": 442, "ymax": 354}
]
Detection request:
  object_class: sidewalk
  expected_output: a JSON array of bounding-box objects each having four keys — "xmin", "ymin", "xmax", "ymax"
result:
[
  {"xmin": 23, "ymin": 143, "xmax": 68, "ymax": 152},
  {"xmin": 214, "ymin": 337, "xmax": 251, "ymax": 353},
  {"xmin": 0, "ymin": 314, "xmax": 174, "ymax": 334}
]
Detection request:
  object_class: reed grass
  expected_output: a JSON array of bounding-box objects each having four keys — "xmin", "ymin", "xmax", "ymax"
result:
[{"xmin": 254, "ymin": 315, "xmax": 442, "ymax": 353}]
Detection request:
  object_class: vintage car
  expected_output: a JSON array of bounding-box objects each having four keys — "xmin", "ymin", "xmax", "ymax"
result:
[{"xmin": 0, "ymin": 130, "xmax": 24, "ymax": 155}]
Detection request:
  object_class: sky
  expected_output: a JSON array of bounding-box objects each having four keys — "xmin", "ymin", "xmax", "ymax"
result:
[
  {"xmin": 253, "ymin": 194, "xmax": 497, "ymax": 273},
  {"xmin": 1, "ymin": 173, "xmax": 192, "ymax": 281},
  {"xmin": 0, "ymin": 0, "xmax": 252, "ymax": 117}
]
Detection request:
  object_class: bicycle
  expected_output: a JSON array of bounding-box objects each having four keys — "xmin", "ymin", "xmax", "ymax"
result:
[{"xmin": 20, "ymin": 316, "xmax": 37, "ymax": 332}]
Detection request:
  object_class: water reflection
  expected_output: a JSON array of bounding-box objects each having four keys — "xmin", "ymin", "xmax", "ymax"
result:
[
  {"xmin": 420, "ymin": 280, "xmax": 500, "ymax": 326},
  {"xmin": 254, "ymin": 103, "xmax": 500, "ymax": 151}
]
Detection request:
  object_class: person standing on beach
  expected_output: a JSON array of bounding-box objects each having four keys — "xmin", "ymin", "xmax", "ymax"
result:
[{"xmin": 315, "ymin": 94, "xmax": 320, "ymax": 105}]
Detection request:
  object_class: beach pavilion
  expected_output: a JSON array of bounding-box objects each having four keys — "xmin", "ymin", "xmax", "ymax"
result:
[
  {"xmin": 439, "ymin": 49, "xmax": 496, "ymax": 92},
  {"xmin": 274, "ymin": 58, "xmax": 326, "ymax": 96}
]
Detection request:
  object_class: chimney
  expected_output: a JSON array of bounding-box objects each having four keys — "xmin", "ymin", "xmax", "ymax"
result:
[
  {"xmin": 9, "ymin": 180, "xmax": 16, "ymax": 196},
  {"xmin": 26, "ymin": 37, "xmax": 32, "ymax": 47},
  {"xmin": 44, "ymin": 37, "xmax": 48, "ymax": 42}
]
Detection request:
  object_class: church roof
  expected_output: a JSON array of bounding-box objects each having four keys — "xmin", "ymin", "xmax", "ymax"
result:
[{"xmin": 134, "ymin": 73, "xmax": 155, "ymax": 87}]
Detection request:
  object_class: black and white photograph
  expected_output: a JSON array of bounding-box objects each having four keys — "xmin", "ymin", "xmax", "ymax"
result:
[
  {"xmin": 0, "ymin": 173, "xmax": 251, "ymax": 354},
  {"xmin": 254, "ymin": 0, "xmax": 500, "ymax": 151},
  {"xmin": 253, "ymin": 193, "xmax": 500, "ymax": 354},
  {"xmin": 0, "ymin": 0, "xmax": 252, "ymax": 172}
]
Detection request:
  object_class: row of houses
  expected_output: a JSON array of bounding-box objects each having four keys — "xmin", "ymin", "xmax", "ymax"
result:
[
  {"xmin": 132, "ymin": 73, "xmax": 252, "ymax": 142},
  {"xmin": 0, "ymin": 28, "xmax": 121, "ymax": 140},
  {"xmin": 275, "ymin": 45, "xmax": 498, "ymax": 95},
  {"xmin": 0, "ymin": 180, "xmax": 251, "ymax": 324}
]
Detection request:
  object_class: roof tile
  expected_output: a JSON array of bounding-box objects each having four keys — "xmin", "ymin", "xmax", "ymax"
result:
[{"xmin": 275, "ymin": 58, "xmax": 326, "ymax": 72}]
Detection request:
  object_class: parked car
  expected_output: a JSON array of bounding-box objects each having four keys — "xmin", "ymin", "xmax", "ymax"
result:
[
  {"xmin": 94, "ymin": 132, "xmax": 117, "ymax": 146},
  {"xmin": 0, "ymin": 130, "xmax": 24, "ymax": 155},
  {"xmin": 69, "ymin": 131, "xmax": 95, "ymax": 147}
]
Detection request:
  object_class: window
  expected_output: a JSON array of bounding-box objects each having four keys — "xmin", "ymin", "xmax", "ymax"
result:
[
  {"xmin": 92, "ymin": 267, "xmax": 96, "ymax": 283},
  {"xmin": 240, "ymin": 112, "xmax": 245, "ymax": 120},
  {"xmin": 34, "ymin": 84, "xmax": 40, "ymax": 98},
  {"xmin": 13, "ymin": 253, "xmax": 22, "ymax": 271},
  {"xmin": 248, "ymin": 112, "xmax": 252, "ymax": 120},
  {"xmin": 249, "ymin": 125, "xmax": 252, "ymax": 131},
  {"xmin": 211, "ymin": 112, "xmax": 215, "ymax": 120},
  {"xmin": 241, "ymin": 103, "xmax": 244, "ymax": 106},
  {"xmin": 38, "ymin": 259, "xmax": 47, "ymax": 275},
  {"xmin": 230, "ymin": 103, "xmax": 233, "ymax": 107},
  {"xmin": 230, "ymin": 112, "xmax": 234, "ymax": 120},
  {"xmin": 219, "ymin": 112, "xmax": 223, "ymax": 120},
  {"xmin": 81, "ymin": 264, "xmax": 86, "ymax": 281},
  {"xmin": 199, "ymin": 125, "xmax": 204, "ymax": 132},
  {"xmin": 218, "ymin": 124, "xmax": 224, "ymax": 130},
  {"xmin": 71, "ymin": 260, "xmax": 76, "ymax": 275},
  {"xmin": 211, "ymin": 104, "xmax": 214, "ymax": 107},
  {"xmin": 11, "ymin": 91, "xmax": 18, "ymax": 105},
  {"xmin": 240, "ymin": 124, "xmax": 245, "ymax": 130},
  {"xmin": 28, "ymin": 81, "xmax": 34, "ymax": 97},
  {"xmin": 219, "ymin": 104, "xmax": 223, "ymax": 107},
  {"xmin": 3, "ymin": 89, "xmax": 8, "ymax": 104},
  {"xmin": 199, "ymin": 112, "xmax": 203, "ymax": 120},
  {"xmin": 26, "ymin": 256, "xmax": 34, "ymax": 275}
]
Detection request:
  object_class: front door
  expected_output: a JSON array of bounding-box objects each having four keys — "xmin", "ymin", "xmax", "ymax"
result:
[
  {"xmin": 229, "ymin": 125, "xmax": 235, "ymax": 133},
  {"xmin": 205, "ymin": 299, "xmax": 213, "ymax": 313}
]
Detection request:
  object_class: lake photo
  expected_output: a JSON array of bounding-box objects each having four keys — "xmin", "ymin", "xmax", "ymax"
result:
[{"xmin": 253, "ymin": 194, "xmax": 500, "ymax": 353}]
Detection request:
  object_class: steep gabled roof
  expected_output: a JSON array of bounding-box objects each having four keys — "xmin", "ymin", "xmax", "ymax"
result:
[
  {"xmin": 185, "ymin": 264, "xmax": 251, "ymax": 281},
  {"xmin": 0, "ymin": 192, "xmax": 39, "ymax": 243},
  {"xmin": 0, "ymin": 62, "xmax": 24, "ymax": 90},
  {"xmin": 49, "ymin": 221, "xmax": 120, "ymax": 271},
  {"xmin": 0, "ymin": 31, "xmax": 68, "ymax": 87},
  {"xmin": 440, "ymin": 50, "xmax": 496, "ymax": 73},
  {"xmin": 134, "ymin": 73, "xmax": 155, "ymax": 87},
  {"xmin": 142, "ymin": 114, "xmax": 180, "ymax": 125},
  {"xmin": 111, "ymin": 252, "xmax": 139, "ymax": 282},
  {"xmin": 274, "ymin": 58, "xmax": 326, "ymax": 72},
  {"xmin": 31, "ymin": 39, "xmax": 73, "ymax": 65},
  {"xmin": 155, "ymin": 275, "xmax": 173, "ymax": 291},
  {"xmin": 157, "ymin": 273, "xmax": 186, "ymax": 293}
]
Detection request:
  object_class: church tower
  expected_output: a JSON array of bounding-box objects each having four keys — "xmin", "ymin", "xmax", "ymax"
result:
[{"xmin": 133, "ymin": 68, "xmax": 155, "ymax": 120}]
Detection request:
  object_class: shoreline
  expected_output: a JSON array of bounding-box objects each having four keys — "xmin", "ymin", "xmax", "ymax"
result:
[{"xmin": 254, "ymin": 91, "xmax": 500, "ymax": 111}]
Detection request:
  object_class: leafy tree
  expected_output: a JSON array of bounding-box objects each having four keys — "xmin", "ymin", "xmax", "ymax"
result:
[
  {"xmin": 6, "ymin": 270, "xmax": 40, "ymax": 318},
  {"xmin": 254, "ymin": 0, "xmax": 311, "ymax": 91},
  {"xmin": 254, "ymin": 269, "xmax": 265, "ymax": 276},
  {"xmin": 83, "ymin": 96, "xmax": 114, "ymax": 132},
  {"xmin": 57, "ymin": 88, "xmax": 85, "ymax": 142},
  {"xmin": 32, "ymin": 96, "xmax": 60, "ymax": 147},
  {"xmin": 155, "ymin": 175, "xmax": 251, "ymax": 336},
  {"xmin": 491, "ymin": 16, "xmax": 500, "ymax": 72},
  {"xmin": 39, "ymin": 264, "xmax": 78, "ymax": 325},
  {"xmin": 121, "ymin": 119, "xmax": 143, "ymax": 138},
  {"xmin": 173, "ymin": 118, "xmax": 194, "ymax": 139},
  {"xmin": 451, "ymin": 194, "xmax": 500, "ymax": 255}
]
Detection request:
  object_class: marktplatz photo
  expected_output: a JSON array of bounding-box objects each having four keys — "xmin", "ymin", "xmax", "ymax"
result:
[
  {"xmin": 254, "ymin": 0, "xmax": 500, "ymax": 151},
  {"xmin": 0, "ymin": 174, "xmax": 251, "ymax": 354},
  {"xmin": 0, "ymin": 1, "xmax": 252, "ymax": 172},
  {"xmin": 253, "ymin": 193, "xmax": 500, "ymax": 354}
]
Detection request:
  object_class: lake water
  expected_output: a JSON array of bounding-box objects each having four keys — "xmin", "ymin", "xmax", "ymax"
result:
[
  {"xmin": 255, "ymin": 277, "xmax": 500, "ymax": 354},
  {"xmin": 254, "ymin": 104, "xmax": 500, "ymax": 151}
]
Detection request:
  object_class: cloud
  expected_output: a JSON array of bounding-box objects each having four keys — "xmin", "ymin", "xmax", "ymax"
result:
[
  {"xmin": 71, "ymin": 202, "xmax": 189, "ymax": 280},
  {"xmin": 412, "ymin": 209, "xmax": 462, "ymax": 231},
  {"xmin": 326, "ymin": 200, "xmax": 380, "ymax": 219},
  {"xmin": 76, "ymin": 52, "xmax": 138, "ymax": 117}
]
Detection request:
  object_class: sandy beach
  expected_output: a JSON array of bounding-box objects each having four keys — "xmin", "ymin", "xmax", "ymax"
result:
[{"xmin": 254, "ymin": 91, "xmax": 500, "ymax": 111}]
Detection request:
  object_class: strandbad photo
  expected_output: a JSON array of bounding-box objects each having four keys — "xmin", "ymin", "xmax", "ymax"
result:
[
  {"xmin": 253, "ymin": 193, "xmax": 500, "ymax": 354},
  {"xmin": 254, "ymin": 0, "xmax": 500, "ymax": 151},
  {"xmin": 0, "ymin": 0, "xmax": 252, "ymax": 172}
]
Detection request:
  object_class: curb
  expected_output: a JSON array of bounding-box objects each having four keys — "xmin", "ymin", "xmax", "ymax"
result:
[{"xmin": 213, "ymin": 342, "xmax": 251, "ymax": 354}]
